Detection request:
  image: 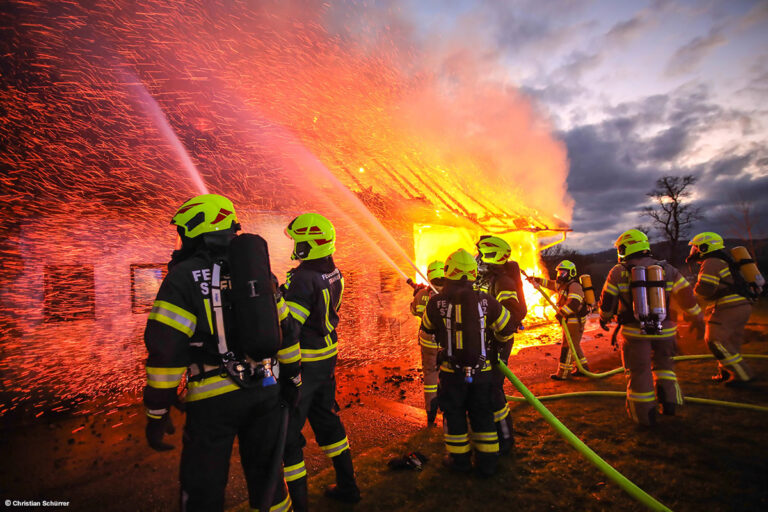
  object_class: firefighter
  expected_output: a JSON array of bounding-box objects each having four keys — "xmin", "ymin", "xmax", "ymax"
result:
[
  {"xmin": 687, "ymin": 232, "xmax": 755, "ymax": 386},
  {"xmin": 598, "ymin": 229, "xmax": 702, "ymax": 427},
  {"xmin": 421, "ymin": 248, "xmax": 520, "ymax": 476},
  {"xmin": 281, "ymin": 213, "xmax": 360, "ymax": 510},
  {"xmin": 410, "ymin": 260, "xmax": 446, "ymax": 426},
  {"xmin": 143, "ymin": 194, "xmax": 297, "ymax": 512},
  {"xmin": 475, "ymin": 236, "xmax": 526, "ymax": 455},
  {"xmin": 528, "ymin": 260, "xmax": 590, "ymax": 380}
]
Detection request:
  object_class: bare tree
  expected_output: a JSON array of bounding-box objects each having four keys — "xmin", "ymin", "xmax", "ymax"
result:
[
  {"xmin": 643, "ymin": 175, "xmax": 703, "ymax": 264},
  {"xmin": 726, "ymin": 197, "xmax": 763, "ymax": 257}
]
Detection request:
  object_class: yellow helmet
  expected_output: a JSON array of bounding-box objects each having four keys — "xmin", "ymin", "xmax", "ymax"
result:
[
  {"xmin": 171, "ymin": 194, "xmax": 239, "ymax": 239},
  {"xmin": 285, "ymin": 213, "xmax": 336, "ymax": 260},
  {"xmin": 614, "ymin": 229, "xmax": 650, "ymax": 261},
  {"xmin": 426, "ymin": 260, "xmax": 445, "ymax": 283},
  {"xmin": 444, "ymin": 249, "xmax": 478, "ymax": 281},
  {"xmin": 556, "ymin": 260, "xmax": 577, "ymax": 283},
  {"xmin": 688, "ymin": 232, "xmax": 724, "ymax": 260},
  {"xmin": 476, "ymin": 236, "xmax": 511, "ymax": 265}
]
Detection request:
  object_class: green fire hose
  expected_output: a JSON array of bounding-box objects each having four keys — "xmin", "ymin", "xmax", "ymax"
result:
[
  {"xmin": 497, "ymin": 361, "xmax": 673, "ymax": 512},
  {"xmin": 524, "ymin": 272, "xmax": 623, "ymax": 378},
  {"xmin": 505, "ymin": 390, "xmax": 768, "ymax": 412}
]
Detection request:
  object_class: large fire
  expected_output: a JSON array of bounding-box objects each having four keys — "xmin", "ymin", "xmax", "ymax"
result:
[
  {"xmin": 0, "ymin": 0, "xmax": 572, "ymax": 417},
  {"xmin": 413, "ymin": 224, "xmax": 555, "ymax": 324}
]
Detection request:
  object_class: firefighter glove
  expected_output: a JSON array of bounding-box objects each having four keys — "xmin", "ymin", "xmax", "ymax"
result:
[
  {"xmin": 690, "ymin": 316, "xmax": 705, "ymax": 340},
  {"xmin": 599, "ymin": 318, "xmax": 610, "ymax": 332},
  {"xmin": 280, "ymin": 374, "xmax": 302, "ymax": 409},
  {"xmin": 146, "ymin": 412, "xmax": 175, "ymax": 451}
]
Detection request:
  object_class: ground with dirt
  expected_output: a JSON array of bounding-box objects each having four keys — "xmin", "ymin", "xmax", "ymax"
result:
[{"xmin": 1, "ymin": 307, "xmax": 767, "ymax": 511}]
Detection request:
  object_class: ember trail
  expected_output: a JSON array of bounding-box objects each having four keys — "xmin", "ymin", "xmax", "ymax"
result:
[{"xmin": 0, "ymin": 0, "xmax": 570, "ymax": 418}]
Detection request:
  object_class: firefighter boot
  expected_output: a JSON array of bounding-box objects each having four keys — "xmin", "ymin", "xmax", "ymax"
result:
[
  {"xmin": 497, "ymin": 416, "xmax": 515, "ymax": 456},
  {"xmin": 287, "ymin": 478, "xmax": 308, "ymax": 512},
  {"xmin": 426, "ymin": 398, "xmax": 439, "ymax": 427},
  {"xmin": 712, "ymin": 367, "xmax": 731, "ymax": 383},
  {"xmin": 571, "ymin": 362, "xmax": 591, "ymax": 377},
  {"xmin": 325, "ymin": 450, "xmax": 361, "ymax": 503},
  {"xmin": 442, "ymin": 453, "xmax": 472, "ymax": 473},
  {"xmin": 656, "ymin": 386, "xmax": 676, "ymax": 416}
]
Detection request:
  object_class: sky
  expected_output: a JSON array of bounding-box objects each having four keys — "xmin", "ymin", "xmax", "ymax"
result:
[{"xmin": 400, "ymin": 0, "xmax": 768, "ymax": 252}]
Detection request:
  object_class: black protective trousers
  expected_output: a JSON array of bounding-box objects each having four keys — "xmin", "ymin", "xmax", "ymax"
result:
[
  {"xmin": 439, "ymin": 370, "xmax": 499, "ymax": 474},
  {"xmin": 283, "ymin": 362, "xmax": 350, "ymax": 476},
  {"xmin": 490, "ymin": 341, "xmax": 514, "ymax": 449},
  {"xmin": 180, "ymin": 385, "xmax": 288, "ymax": 512}
]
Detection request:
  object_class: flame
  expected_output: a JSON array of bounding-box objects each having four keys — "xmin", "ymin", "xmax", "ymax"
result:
[
  {"xmin": 413, "ymin": 224, "xmax": 554, "ymax": 326},
  {"xmin": 1, "ymin": 0, "xmax": 572, "ymax": 417}
]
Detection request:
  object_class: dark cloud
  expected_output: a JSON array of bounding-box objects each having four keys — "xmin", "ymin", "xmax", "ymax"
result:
[
  {"xmin": 692, "ymin": 168, "xmax": 768, "ymax": 240},
  {"xmin": 646, "ymin": 125, "xmax": 689, "ymax": 161},
  {"xmin": 707, "ymin": 153, "xmax": 753, "ymax": 177},
  {"xmin": 664, "ymin": 27, "xmax": 726, "ymax": 77},
  {"xmin": 520, "ymin": 82, "xmax": 583, "ymax": 107},
  {"xmin": 561, "ymin": 86, "xmax": 768, "ymax": 252},
  {"xmin": 604, "ymin": 13, "xmax": 652, "ymax": 46}
]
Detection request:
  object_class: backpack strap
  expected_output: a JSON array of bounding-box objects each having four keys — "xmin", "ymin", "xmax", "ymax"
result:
[
  {"xmin": 211, "ymin": 261, "xmax": 230, "ymax": 356},
  {"xmin": 478, "ymin": 301, "xmax": 486, "ymax": 367},
  {"xmin": 445, "ymin": 303, "xmax": 454, "ymax": 361}
]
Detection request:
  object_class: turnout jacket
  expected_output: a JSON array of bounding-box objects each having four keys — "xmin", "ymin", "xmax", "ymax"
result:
[
  {"xmin": 486, "ymin": 269, "xmax": 527, "ymax": 330},
  {"xmin": 598, "ymin": 255, "xmax": 701, "ymax": 338},
  {"xmin": 693, "ymin": 254, "xmax": 750, "ymax": 311},
  {"xmin": 144, "ymin": 247, "xmax": 297, "ymax": 416},
  {"xmin": 535, "ymin": 278, "xmax": 586, "ymax": 322},
  {"xmin": 412, "ymin": 286, "xmax": 439, "ymax": 350},
  {"xmin": 420, "ymin": 281, "xmax": 520, "ymax": 373},
  {"xmin": 281, "ymin": 257, "xmax": 344, "ymax": 368}
]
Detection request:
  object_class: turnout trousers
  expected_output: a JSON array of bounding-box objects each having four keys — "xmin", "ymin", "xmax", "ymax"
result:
[
  {"xmin": 706, "ymin": 303, "xmax": 754, "ymax": 382},
  {"xmin": 283, "ymin": 361, "xmax": 355, "ymax": 508},
  {"xmin": 490, "ymin": 340, "xmax": 514, "ymax": 453},
  {"xmin": 180, "ymin": 385, "xmax": 290, "ymax": 512},
  {"xmin": 421, "ymin": 344, "xmax": 439, "ymax": 416},
  {"xmin": 439, "ymin": 370, "xmax": 499, "ymax": 475},
  {"xmin": 619, "ymin": 328, "xmax": 683, "ymax": 426},
  {"xmin": 554, "ymin": 319, "xmax": 588, "ymax": 379}
]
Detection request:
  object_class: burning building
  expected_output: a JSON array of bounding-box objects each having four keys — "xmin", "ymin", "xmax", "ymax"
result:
[{"xmin": 0, "ymin": 0, "xmax": 572, "ymax": 418}]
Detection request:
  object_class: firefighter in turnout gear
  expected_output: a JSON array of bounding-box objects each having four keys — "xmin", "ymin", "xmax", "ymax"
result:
[
  {"xmin": 598, "ymin": 229, "xmax": 702, "ymax": 427},
  {"xmin": 687, "ymin": 232, "xmax": 756, "ymax": 386},
  {"xmin": 410, "ymin": 260, "xmax": 446, "ymax": 426},
  {"xmin": 421, "ymin": 249, "xmax": 521, "ymax": 476},
  {"xmin": 281, "ymin": 213, "xmax": 360, "ymax": 510},
  {"xmin": 529, "ymin": 260, "xmax": 590, "ymax": 380},
  {"xmin": 143, "ymin": 194, "xmax": 296, "ymax": 512},
  {"xmin": 475, "ymin": 236, "xmax": 526, "ymax": 455}
]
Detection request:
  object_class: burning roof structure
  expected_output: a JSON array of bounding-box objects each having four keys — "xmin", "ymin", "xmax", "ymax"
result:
[{"xmin": 0, "ymin": 0, "xmax": 573, "ymax": 417}]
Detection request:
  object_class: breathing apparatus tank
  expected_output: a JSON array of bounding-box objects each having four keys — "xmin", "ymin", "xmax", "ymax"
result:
[
  {"xmin": 730, "ymin": 246, "xmax": 765, "ymax": 293},
  {"xmin": 579, "ymin": 274, "xmax": 595, "ymax": 308},
  {"xmin": 630, "ymin": 267, "xmax": 650, "ymax": 322},
  {"xmin": 630, "ymin": 265, "xmax": 667, "ymax": 334},
  {"xmin": 646, "ymin": 265, "xmax": 666, "ymax": 330}
]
